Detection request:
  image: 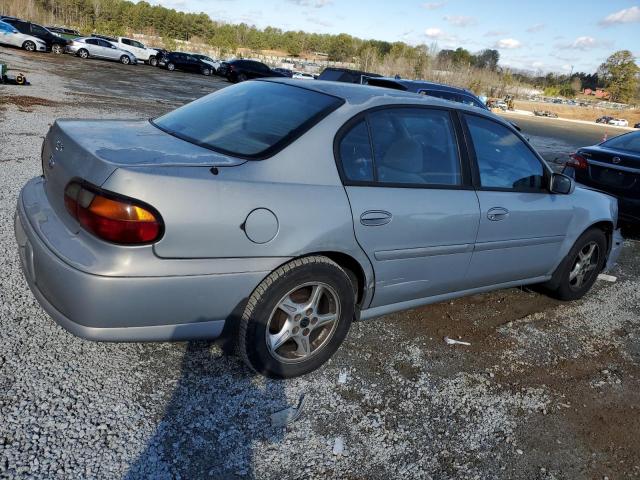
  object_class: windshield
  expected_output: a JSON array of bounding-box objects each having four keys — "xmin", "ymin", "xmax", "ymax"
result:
[
  {"xmin": 601, "ymin": 131, "xmax": 640, "ymax": 153},
  {"xmin": 152, "ymin": 81, "xmax": 343, "ymax": 159}
]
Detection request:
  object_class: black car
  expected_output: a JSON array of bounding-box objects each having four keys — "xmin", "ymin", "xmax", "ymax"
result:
[
  {"xmin": 2, "ymin": 18, "xmax": 69, "ymax": 54},
  {"xmin": 158, "ymin": 52, "xmax": 215, "ymax": 75},
  {"xmin": 317, "ymin": 67, "xmax": 381, "ymax": 84},
  {"xmin": 634, "ymin": 123, "xmax": 640, "ymax": 129},
  {"xmin": 567, "ymin": 131, "xmax": 640, "ymax": 224},
  {"xmin": 272, "ymin": 67, "xmax": 293, "ymax": 78},
  {"xmin": 365, "ymin": 77, "xmax": 489, "ymax": 110},
  {"xmin": 217, "ymin": 59, "xmax": 285, "ymax": 83}
]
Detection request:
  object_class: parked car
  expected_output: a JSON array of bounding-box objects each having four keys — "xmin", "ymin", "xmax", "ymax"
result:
[
  {"xmin": 1, "ymin": 18, "xmax": 69, "ymax": 54},
  {"xmin": 111, "ymin": 37, "xmax": 160, "ymax": 66},
  {"xmin": 317, "ymin": 67, "xmax": 381, "ymax": 84},
  {"xmin": 272, "ymin": 67, "xmax": 293, "ymax": 78},
  {"xmin": 596, "ymin": 116, "xmax": 613, "ymax": 124},
  {"xmin": 158, "ymin": 52, "xmax": 216, "ymax": 75},
  {"xmin": 566, "ymin": 130, "xmax": 640, "ymax": 224},
  {"xmin": 218, "ymin": 59, "xmax": 286, "ymax": 82},
  {"xmin": 191, "ymin": 54, "xmax": 221, "ymax": 73},
  {"xmin": 293, "ymin": 72, "xmax": 315, "ymax": 80},
  {"xmin": 67, "ymin": 37, "xmax": 137, "ymax": 64},
  {"xmin": 16, "ymin": 79, "xmax": 622, "ymax": 378},
  {"xmin": 634, "ymin": 123, "xmax": 640, "ymax": 129},
  {"xmin": 0, "ymin": 20, "xmax": 47, "ymax": 52},
  {"xmin": 45, "ymin": 26, "xmax": 81, "ymax": 40},
  {"xmin": 608, "ymin": 118, "xmax": 629, "ymax": 127},
  {"xmin": 534, "ymin": 110, "xmax": 559, "ymax": 118},
  {"xmin": 365, "ymin": 77, "xmax": 488, "ymax": 110}
]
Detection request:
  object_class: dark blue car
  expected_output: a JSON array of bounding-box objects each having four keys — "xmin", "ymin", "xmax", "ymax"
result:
[{"xmin": 364, "ymin": 77, "xmax": 488, "ymax": 110}]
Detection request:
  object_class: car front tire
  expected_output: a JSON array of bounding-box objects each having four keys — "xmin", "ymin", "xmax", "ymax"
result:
[
  {"xmin": 52, "ymin": 44, "xmax": 64, "ymax": 54},
  {"xmin": 545, "ymin": 228, "xmax": 607, "ymax": 301},
  {"xmin": 23, "ymin": 41, "xmax": 36, "ymax": 52},
  {"xmin": 202, "ymin": 67, "xmax": 212, "ymax": 76},
  {"xmin": 149, "ymin": 56, "xmax": 157, "ymax": 67},
  {"xmin": 78, "ymin": 49, "xmax": 89, "ymax": 59},
  {"xmin": 120, "ymin": 55, "xmax": 131, "ymax": 65},
  {"xmin": 238, "ymin": 256, "xmax": 355, "ymax": 378},
  {"xmin": 167, "ymin": 62, "xmax": 175, "ymax": 71}
]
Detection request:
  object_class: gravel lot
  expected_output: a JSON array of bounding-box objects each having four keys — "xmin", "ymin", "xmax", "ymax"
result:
[{"xmin": 1, "ymin": 47, "xmax": 639, "ymax": 480}]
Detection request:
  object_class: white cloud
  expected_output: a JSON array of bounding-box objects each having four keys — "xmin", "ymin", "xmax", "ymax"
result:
[
  {"xmin": 557, "ymin": 36, "xmax": 613, "ymax": 50},
  {"xmin": 494, "ymin": 38, "xmax": 522, "ymax": 49},
  {"xmin": 286, "ymin": 0, "xmax": 332, "ymax": 7},
  {"xmin": 443, "ymin": 15, "xmax": 476, "ymax": 27},
  {"xmin": 425, "ymin": 27, "xmax": 445, "ymax": 39},
  {"xmin": 526, "ymin": 23, "xmax": 545, "ymax": 33},
  {"xmin": 531, "ymin": 61, "xmax": 544, "ymax": 69},
  {"xmin": 484, "ymin": 29, "xmax": 508, "ymax": 37},
  {"xmin": 599, "ymin": 6, "xmax": 640, "ymax": 26},
  {"xmin": 422, "ymin": 1, "xmax": 447, "ymax": 10}
]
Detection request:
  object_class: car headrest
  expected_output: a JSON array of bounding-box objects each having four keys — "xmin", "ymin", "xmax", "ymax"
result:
[{"xmin": 381, "ymin": 138, "xmax": 423, "ymax": 173}]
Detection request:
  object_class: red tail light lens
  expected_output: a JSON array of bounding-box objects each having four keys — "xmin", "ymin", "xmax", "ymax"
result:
[
  {"xmin": 64, "ymin": 182, "xmax": 163, "ymax": 245},
  {"xmin": 567, "ymin": 153, "xmax": 588, "ymax": 170}
]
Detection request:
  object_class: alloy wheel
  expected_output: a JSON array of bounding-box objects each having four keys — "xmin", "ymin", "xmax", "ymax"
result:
[
  {"xmin": 266, "ymin": 282, "xmax": 341, "ymax": 364},
  {"xmin": 568, "ymin": 241, "xmax": 599, "ymax": 290}
]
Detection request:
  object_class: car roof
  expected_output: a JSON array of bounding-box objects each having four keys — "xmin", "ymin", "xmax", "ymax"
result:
[{"xmin": 369, "ymin": 77, "xmax": 475, "ymax": 94}]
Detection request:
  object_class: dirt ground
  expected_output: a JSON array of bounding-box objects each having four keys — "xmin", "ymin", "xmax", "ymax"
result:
[
  {"xmin": 1, "ymin": 46, "xmax": 639, "ymax": 479},
  {"xmin": 514, "ymin": 100, "xmax": 640, "ymax": 126}
]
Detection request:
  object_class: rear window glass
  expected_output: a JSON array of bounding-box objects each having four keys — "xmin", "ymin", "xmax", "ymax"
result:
[
  {"xmin": 152, "ymin": 81, "xmax": 343, "ymax": 158},
  {"xmin": 601, "ymin": 131, "xmax": 640, "ymax": 153}
]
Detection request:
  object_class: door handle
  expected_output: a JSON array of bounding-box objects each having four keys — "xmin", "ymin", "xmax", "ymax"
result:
[
  {"xmin": 360, "ymin": 210, "xmax": 392, "ymax": 226},
  {"xmin": 487, "ymin": 207, "xmax": 510, "ymax": 221}
]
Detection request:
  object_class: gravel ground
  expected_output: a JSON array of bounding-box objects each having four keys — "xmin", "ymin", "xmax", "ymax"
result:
[{"xmin": 1, "ymin": 47, "xmax": 639, "ymax": 480}]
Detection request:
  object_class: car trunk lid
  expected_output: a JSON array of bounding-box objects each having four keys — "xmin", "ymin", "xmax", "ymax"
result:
[
  {"xmin": 42, "ymin": 119, "xmax": 245, "ymax": 230},
  {"xmin": 579, "ymin": 146, "xmax": 640, "ymax": 197}
]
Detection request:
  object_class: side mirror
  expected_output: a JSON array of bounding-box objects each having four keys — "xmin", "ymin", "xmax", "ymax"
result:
[{"xmin": 550, "ymin": 173, "xmax": 574, "ymax": 195}]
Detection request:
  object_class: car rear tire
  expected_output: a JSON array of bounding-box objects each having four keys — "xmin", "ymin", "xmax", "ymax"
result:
[
  {"xmin": 167, "ymin": 62, "xmax": 175, "ymax": 71},
  {"xmin": 238, "ymin": 73, "xmax": 248, "ymax": 82},
  {"xmin": 238, "ymin": 256, "xmax": 355, "ymax": 378},
  {"xmin": 120, "ymin": 55, "xmax": 131, "ymax": 65},
  {"xmin": 545, "ymin": 228, "xmax": 607, "ymax": 301},
  {"xmin": 23, "ymin": 41, "xmax": 36, "ymax": 52},
  {"xmin": 52, "ymin": 44, "xmax": 64, "ymax": 54},
  {"xmin": 78, "ymin": 49, "xmax": 89, "ymax": 59},
  {"xmin": 149, "ymin": 56, "xmax": 157, "ymax": 67}
]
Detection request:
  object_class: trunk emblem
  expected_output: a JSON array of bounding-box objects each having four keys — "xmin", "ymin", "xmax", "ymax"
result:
[
  {"xmin": 55, "ymin": 140, "xmax": 64, "ymax": 152},
  {"xmin": 48, "ymin": 155, "xmax": 55, "ymax": 169},
  {"xmin": 612, "ymin": 156, "xmax": 621, "ymax": 164}
]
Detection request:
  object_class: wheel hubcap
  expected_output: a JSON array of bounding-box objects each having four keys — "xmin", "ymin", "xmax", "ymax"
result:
[
  {"xmin": 569, "ymin": 241, "xmax": 599, "ymax": 290},
  {"xmin": 266, "ymin": 282, "xmax": 340, "ymax": 363}
]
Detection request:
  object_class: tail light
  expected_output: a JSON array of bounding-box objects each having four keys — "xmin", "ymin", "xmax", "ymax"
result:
[
  {"xmin": 228, "ymin": 64, "xmax": 235, "ymax": 71},
  {"xmin": 567, "ymin": 153, "xmax": 588, "ymax": 170},
  {"xmin": 64, "ymin": 181, "xmax": 163, "ymax": 245}
]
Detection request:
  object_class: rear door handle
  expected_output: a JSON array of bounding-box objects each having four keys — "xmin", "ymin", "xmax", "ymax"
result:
[
  {"xmin": 360, "ymin": 210, "xmax": 392, "ymax": 226},
  {"xmin": 487, "ymin": 207, "xmax": 510, "ymax": 221}
]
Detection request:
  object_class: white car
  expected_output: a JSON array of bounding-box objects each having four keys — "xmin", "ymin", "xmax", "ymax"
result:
[
  {"xmin": 113, "ymin": 37, "xmax": 159, "ymax": 66},
  {"xmin": 0, "ymin": 20, "xmax": 47, "ymax": 52},
  {"xmin": 292, "ymin": 72, "xmax": 315, "ymax": 80},
  {"xmin": 608, "ymin": 118, "xmax": 629, "ymax": 127}
]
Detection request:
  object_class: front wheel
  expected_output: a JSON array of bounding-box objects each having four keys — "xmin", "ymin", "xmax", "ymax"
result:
[
  {"xmin": 52, "ymin": 44, "xmax": 64, "ymax": 54},
  {"xmin": 201, "ymin": 67, "xmax": 211, "ymax": 76},
  {"xmin": 23, "ymin": 41, "xmax": 36, "ymax": 52},
  {"xmin": 149, "ymin": 56, "xmax": 157, "ymax": 67},
  {"xmin": 545, "ymin": 228, "xmax": 607, "ymax": 301},
  {"xmin": 238, "ymin": 256, "xmax": 355, "ymax": 378},
  {"xmin": 237, "ymin": 72, "xmax": 248, "ymax": 82},
  {"xmin": 120, "ymin": 55, "xmax": 131, "ymax": 65},
  {"xmin": 78, "ymin": 49, "xmax": 89, "ymax": 59},
  {"xmin": 166, "ymin": 62, "xmax": 175, "ymax": 71}
]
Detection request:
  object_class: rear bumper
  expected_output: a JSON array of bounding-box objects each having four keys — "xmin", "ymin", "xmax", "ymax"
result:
[{"xmin": 15, "ymin": 178, "xmax": 275, "ymax": 342}]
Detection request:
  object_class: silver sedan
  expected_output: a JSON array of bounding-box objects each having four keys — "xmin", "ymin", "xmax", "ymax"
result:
[
  {"xmin": 15, "ymin": 79, "xmax": 622, "ymax": 378},
  {"xmin": 67, "ymin": 37, "xmax": 137, "ymax": 64}
]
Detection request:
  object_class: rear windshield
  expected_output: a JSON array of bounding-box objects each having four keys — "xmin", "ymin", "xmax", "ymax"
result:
[
  {"xmin": 601, "ymin": 131, "xmax": 640, "ymax": 153},
  {"xmin": 152, "ymin": 81, "xmax": 343, "ymax": 159}
]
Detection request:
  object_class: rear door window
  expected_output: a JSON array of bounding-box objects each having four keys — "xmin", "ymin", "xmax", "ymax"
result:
[
  {"xmin": 153, "ymin": 81, "xmax": 344, "ymax": 159},
  {"xmin": 339, "ymin": 120, "xmax": 374, "ymax": 182}
]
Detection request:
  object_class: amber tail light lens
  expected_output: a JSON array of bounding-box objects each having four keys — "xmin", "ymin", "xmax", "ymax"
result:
[{"xmin": 64, "ymin": 181, "xmax": 163, "ymax": 245}]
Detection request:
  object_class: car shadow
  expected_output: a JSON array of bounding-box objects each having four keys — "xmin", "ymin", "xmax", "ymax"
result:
[{"xmin": 124, "ymin": 339, "xmax": 288, "ymax": 479}]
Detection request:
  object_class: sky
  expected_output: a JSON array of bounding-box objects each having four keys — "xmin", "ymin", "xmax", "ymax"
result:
[{"xmin": 144, "ymin": 0, "xmax": 640, "ymax": 73}]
